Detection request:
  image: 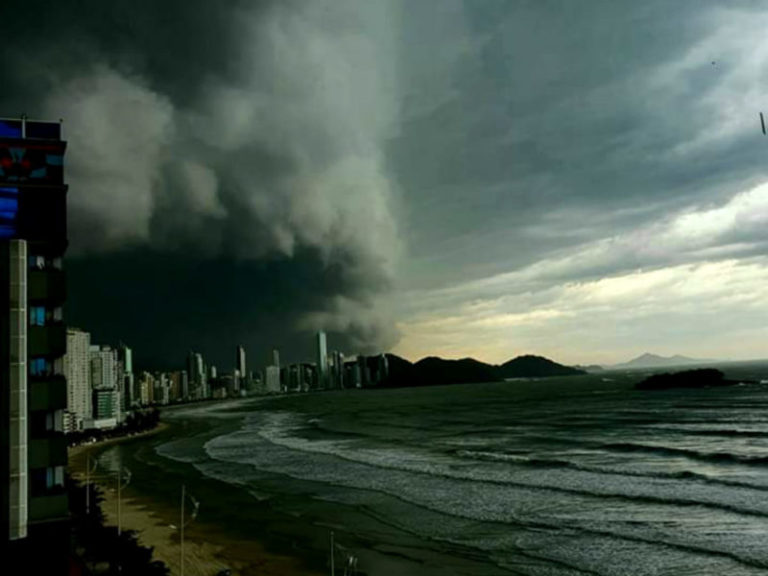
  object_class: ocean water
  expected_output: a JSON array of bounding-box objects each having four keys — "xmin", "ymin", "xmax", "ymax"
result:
[{"xmin": 156, "ymin": 363, "xmax": 768, "ymax": 575}]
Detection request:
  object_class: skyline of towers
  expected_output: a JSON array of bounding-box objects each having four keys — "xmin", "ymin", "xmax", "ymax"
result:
[{"xmin": 61, "ymin": 330, "xmax": 393, "ymax": 421}]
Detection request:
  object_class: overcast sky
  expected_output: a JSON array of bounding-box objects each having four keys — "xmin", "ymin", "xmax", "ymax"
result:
[{"xmin": 3, "ymin": 1, "xmax": 768, "ymax": 368}]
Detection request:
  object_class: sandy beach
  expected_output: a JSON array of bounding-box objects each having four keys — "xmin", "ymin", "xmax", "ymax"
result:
[{"xmin": 68, "ymin": 423, "xmax": 325, "ymax": 576}]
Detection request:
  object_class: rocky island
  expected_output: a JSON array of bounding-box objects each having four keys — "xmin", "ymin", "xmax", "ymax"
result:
[{"xmin": 635, "ymin": 368, "xmax": 748, "ymax": 390}]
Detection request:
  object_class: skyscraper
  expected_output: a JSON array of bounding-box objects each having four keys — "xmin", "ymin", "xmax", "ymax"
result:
[
  {"xmin": 0, "ymin": 116, "xmax": 68, "ymax": 569},
  {"xmin": 117, "ymin": 343, "xmax": 134, "ymax": 410},
  {"xmin": 180, "ymin": 370, "xmax": 189, "ymax": 400},
  {"xmin": 272, "ymin": 348, "xmax": 280, "ymax": 368},
  {"xmin": 316, "ymin": 331, "xmax": 328, "ymax": 387},
  {"xmin": 187, "ymin": 351, "xmax": 207, "ymax": 400},
  {"xmin": 237, "ymin": 345, "xmax": 246, "ymax": 377},
  {"xmin": 90, "ymin": 345, "xmax": 120, "ymax": 427},
  {"xmin": 265, "ymin": 365, "xmax": 281, "ymax": 393},
  {"xmin": 235, "ymin": 345, "xmax": 246, "ymax": 392},
  {"xmin": 64, "ymin": 329, "xmax": 91, "ymax": 433}
]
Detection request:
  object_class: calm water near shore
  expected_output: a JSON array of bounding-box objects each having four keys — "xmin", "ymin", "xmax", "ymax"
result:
[{"xmin": 98, "ymin": 362, "xmax": 768, "ymax": 575}]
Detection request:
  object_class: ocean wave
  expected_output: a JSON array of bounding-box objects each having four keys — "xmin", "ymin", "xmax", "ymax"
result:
[
  {"xmin": 455, "ymin": 448, "xmax": 768, "ymax": 492},
  {"xmin": 602, "ymin": 442, "xmax": 768, "ymax": 465},
  {"xmin": 202, "ymin": 412, "xmax": 768, "ymax": 523}
]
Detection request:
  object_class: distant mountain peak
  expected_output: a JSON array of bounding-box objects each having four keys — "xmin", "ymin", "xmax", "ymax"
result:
[
  {"xmin": 380, "ymin": 353, "xmax": 585, "ymax": 388},
  {"xmin": 615, "ymin": 353, "xmax": 713, "ymax": 369}
]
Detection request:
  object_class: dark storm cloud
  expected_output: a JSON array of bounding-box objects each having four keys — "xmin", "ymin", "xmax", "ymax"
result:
[
  {"xmin": 65, "ymin": 249, "xmax": 391, "ymax": 370},
  {"xmin": 0, "ymin": 0, "xmax": 402, "ymax": 366}
]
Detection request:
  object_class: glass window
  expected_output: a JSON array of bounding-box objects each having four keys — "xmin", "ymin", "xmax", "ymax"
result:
[
  {"xmin": 30, "ymin": 306, "xmax": 45, "ymax": 326},
  {"xmin": 30, "ymin": 357, "xmax": 49, "ymax": 377}
]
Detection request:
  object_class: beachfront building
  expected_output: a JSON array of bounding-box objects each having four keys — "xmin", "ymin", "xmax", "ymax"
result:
[
  {"xmin": 0, "ymin": 116, "xmax": 69, "ymax": 570},
  {"xmin": 345, "ymin": 360, "xmax": 362, "ymax": 389},
  {"xmin": 153, "ymin": 373, "xmax": 170, "ymax": 406},
  {"xmin": 117, "ymin": 343, "xmax": 134, "ymax": 410},
  {"xmin": 187, "ymin": 351, "xmax": 208, "ymax": 400},
  {"xmin": 180, "ymin": 369, "xmax": 189, "ymax": 401},
  {"xmin": 64, "ymin": 328, "xmax": 91, "ymax": 433},
  {"xmin": 89, "ymin": 345, "xmax": 120, "ymax": 428},
  {"xmin": 265, "ymin": 365, "xmax": 281, "ymax": 393},
  {"xmin": 235, "ymin": 345, "xmax": 246, "ymax": 392},
  {"xmin": 316, "ymin": 331, "xmax": 328, "ymax": 388},
  {"xmin": 138, "ymin": 371, "xmax": 154, "ymax": 406}
]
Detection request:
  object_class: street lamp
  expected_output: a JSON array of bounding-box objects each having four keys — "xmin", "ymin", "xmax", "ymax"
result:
[
  {"xmin": 85, "ymin": 453, "xmax": 99, "ymax": 516},
  {"xmin": 169, "ymin": 484, "xmax": 199, "ymax": 576}
]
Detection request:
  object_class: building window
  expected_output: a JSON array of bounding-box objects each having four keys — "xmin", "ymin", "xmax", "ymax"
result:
[
  {"xmin": 30, "ymin": 410, "xmax": 62, "ymax": 436},
  {"xmin": 30, "ymin": 306, "xmax": 45, "ymax": 326},
  {"xmin": 30, "ymin": 466, "xmax": 65, "ymax": 496},
  {"xmin": 30, "ymin": 357, "xmax": 54, "ymax": 377},
  {"xmin": 27, "ymin": 255, "xmax": 63, "ymax": 270}
]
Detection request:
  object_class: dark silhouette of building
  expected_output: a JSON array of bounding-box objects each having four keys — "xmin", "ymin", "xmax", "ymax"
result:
[{"xmin": 0, "ymin": 116, "xmax": 69, "ymax": 572}]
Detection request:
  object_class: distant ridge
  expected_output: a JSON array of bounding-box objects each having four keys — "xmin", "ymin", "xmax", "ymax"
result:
[
  {"xmin": 379, "ymin": 354, "xmax": 585, "ymax": 388},
  {"xmin": 498, "ymin": 355, "xmax": 585, "ymax": 379},
  {"xmin": 614, "ymin": 353, "xmax": 715, "ymax": 370}
]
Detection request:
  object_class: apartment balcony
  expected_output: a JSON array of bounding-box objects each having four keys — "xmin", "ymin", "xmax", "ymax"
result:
[
  {"xmin": 29, "ymin": 375, "xmax": 67, "ymax": 412},
  {"xmin": 28, "ymin": 323, "xmax": 66, "ymax": 357},
  {"xmin": 28, "ymin": 269, "xmax": 66, "ymax": 306},
  {"xmin": 28, "ymin": 435, "xmax": 68, "ymax": 469},
  {"xmin": 28, "ymin": 492, "xmax": 68, "ymax": 524}
]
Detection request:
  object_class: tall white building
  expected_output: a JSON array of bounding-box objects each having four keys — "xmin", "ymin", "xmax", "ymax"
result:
[
  {"xmin": 64, "ymin": 329, "xmax": 91, "ymax": 433},
  {"xmin": 265, "ymin": 365, "xmax": 281, "ymax": 393},
  {"xmin": 316, "ymin": 331, "xmax": 328, "ymax": 387},
  {"xmin": 237, "ymin": 345, "xmax": 247, "ymax": 375},
  {"xmin": 187, "ymin": 351, "xmax": 207, "ymax": 399}
]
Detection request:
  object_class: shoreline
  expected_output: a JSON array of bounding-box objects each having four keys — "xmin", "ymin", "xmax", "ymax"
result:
[
  {"xmin": 68, "ymin": 421, "xmax": 170, "ymax": 460},
  {"xmin": 68, "ymin": 416, "xmax": 325, "ymax": 576}
]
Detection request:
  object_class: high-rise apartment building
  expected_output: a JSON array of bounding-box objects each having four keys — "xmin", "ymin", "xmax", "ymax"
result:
[
  {"xmin": 237, "ymin": 346, "xmax": 247, "ymax": 378},
  {"xmin": 117, "ymin": 343, "xmax": 134, "ymax": 410},
  {"xmin": 90, "ymin": 345, "xmax": 120, "ymax": 427},
  {"xmin": 64, "ymin": 329, "xmax": 91, "ymax": 433},
  {"xmin": 187, "ymin": 351, "xmax": 207, "ymax": 400},
  {"xmin": 0, "ymin": 117, "xmax": 69, "ymax": 569},
  {"xmin": 265, "ymin": 365, "xmax": 281, "ymax": 393},
  {"xmin": 316, "ymin": 331, "xmax": 328, "ymax": 387}
]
